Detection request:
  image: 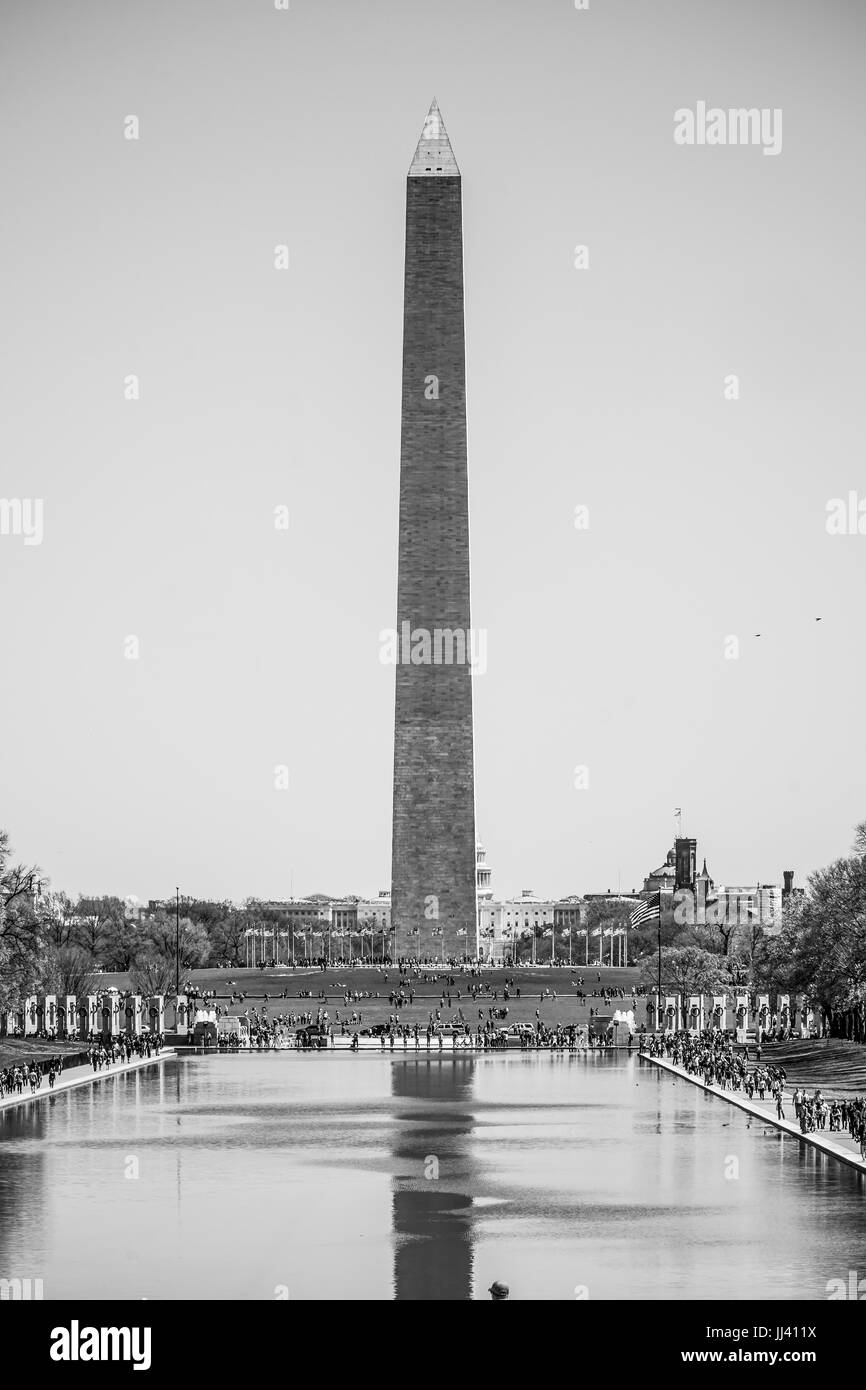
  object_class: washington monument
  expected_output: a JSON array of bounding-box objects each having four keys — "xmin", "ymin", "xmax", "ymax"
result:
[{"xmin": 390, "ymin": 101, "xmax": 477, "ymax": 959}]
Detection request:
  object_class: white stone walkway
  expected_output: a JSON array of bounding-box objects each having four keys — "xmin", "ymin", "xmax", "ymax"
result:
[
  {"xmin": 0, "ymin": 1048, "xmax": 175, "ymax": 1113},
  {"xmin": 642, "ymin": 1051, "xmax": 866, "ymax": 1175}
]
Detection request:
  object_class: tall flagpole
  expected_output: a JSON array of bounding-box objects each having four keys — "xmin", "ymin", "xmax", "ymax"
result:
[{"xmin": 656, "ymin": 893, "xmax": 662, "ymax": 1033}]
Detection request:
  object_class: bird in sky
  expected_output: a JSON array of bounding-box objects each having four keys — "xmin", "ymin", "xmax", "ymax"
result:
[{"xmin": 751, "ymin": 619, "xmax": 822, "ymax": 634}]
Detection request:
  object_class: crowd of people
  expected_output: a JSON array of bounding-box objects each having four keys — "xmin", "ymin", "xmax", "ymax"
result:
[
  {"xmin": 217, "ymin": 1010, "xmax": 632, "ymax": 1054},
  {"xmin": 0, "ymin": 1032, "xmax": 166, "ymax": 1102},
  {"xmin": 642, "ymin": 1027, "xmax": 866, "ymax": 1158},
  {"xmin": 0, "ymin": 1055, "xmax": 65, "ymax": 1096},
  {"xmin": 85, "ymin": 1032, "xmax": 165, "ymax": 1071},
  {"xmin": 643, "ymin": 1029, "xmax": 790, "ymax": 1114},
  {"xmin": 343, "ymin": 1020, "xmax": 599, "ymax": 1052}
]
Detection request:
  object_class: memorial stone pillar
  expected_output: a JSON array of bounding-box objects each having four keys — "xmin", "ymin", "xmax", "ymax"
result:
[
  {"xmin": 24, "ymin": 995, "xmax": 38, "ymax": 1035},
  {"xmin": 779, "ymin": 994, "xmax": 791, "ymax": 1038},
  {"xmin": 80, "ymin": 995, "xmax": 99, "ymax": 1037},
  {"xmin": 41, "ymin": 995, "xmax": 58, "ymax": 1036},
  {"xmin": 125, "ymin": 995, "xmax": 143, "ymax": 1035},
  {"xmin": 168, "ymin": 994, "xmax": 189, "ymax": 1035},
  {"xmin": 664, "ymin": 996, "xmax": 678, "ymax": 1033},
  {"xmin": 147, "ymin": 995, "xmax": 165, "ymax": 1035},
  {"xmin": 99, "ymin": 993, "xmax": 121, "ymax": 1038},
  {"xmin": 735, "ymin": 993, "xmax": 749, "ymax": 1044},
  {"xmin": 63, "ymin": 995, "xmax": 77, "ymax": 1038}
]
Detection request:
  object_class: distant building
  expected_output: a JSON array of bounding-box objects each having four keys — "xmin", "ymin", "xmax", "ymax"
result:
[
  {"xmin": 782, "ymin": 869, "xmax": 804, "ymax": 910},
  {"xmin": 639, "ymin": 839, "xmax": 787, "ymax": 939},
  {"xmin": 477, "ymin": 893, "xmax": 553, "ymax": 964},
  {"xmin": 554, "ymin": 896, "xmax": 584, "ymax": 931},
  {"xmin": 473, "ymin": 842, "xmax": 594, "ymax": 963},
  {"xmin": 475, "ymin": 840, "xmax": 493, "ymax": 908},
  {"xmin": 643, "ymin": 850, "xmax": 677, "ymax": 895},
  {"xmin": 357, "ymin": 892, "xmax": 391, "ymax": 931},
  {"xmin": 260, "ymin": 899, "xmax": 330, "ymax": 929},
  {"xmin": 675, "ymin": 837, "xmax": 697, "ymax": 890}
]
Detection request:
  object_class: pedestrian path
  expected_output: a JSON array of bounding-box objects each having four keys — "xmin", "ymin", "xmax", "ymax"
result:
[
  {"xmin": 642, "ymin": 1052, "xmax": 866, "ymax": 1175},
  {"xmin": 0, "ymin": 1048, "xmax": 175, "ymax": 1114}
]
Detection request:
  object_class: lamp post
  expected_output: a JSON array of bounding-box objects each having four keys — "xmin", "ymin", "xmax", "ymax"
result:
[{"xmin": 175, "ymin": 887, "xmax": 180, "ymax": 999}]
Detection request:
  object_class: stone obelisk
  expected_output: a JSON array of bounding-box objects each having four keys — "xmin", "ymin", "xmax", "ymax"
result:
[{"xmin": 390, "ymin": 101, "xmax": 476, "ymax": 960}]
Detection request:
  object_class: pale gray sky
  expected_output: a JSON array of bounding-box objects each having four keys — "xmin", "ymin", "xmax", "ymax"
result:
[{"xmin": 1, "ymin": 0, "xmax": 864, "ymax": 903}]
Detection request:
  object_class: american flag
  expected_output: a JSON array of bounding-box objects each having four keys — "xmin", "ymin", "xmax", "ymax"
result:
[{"xmin": 629, "ymin": 894, "xmax": 661, "ymax": 928}]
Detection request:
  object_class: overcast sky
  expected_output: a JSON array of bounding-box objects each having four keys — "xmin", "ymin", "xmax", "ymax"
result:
[{"xmin": 1, "ymin": 0, "xmax": 864, "ymax": 904}]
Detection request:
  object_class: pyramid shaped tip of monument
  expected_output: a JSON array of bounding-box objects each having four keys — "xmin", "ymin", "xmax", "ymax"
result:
[{"xmin": 408, "ymin": 98, "xmax": 460, "ymax": 177}]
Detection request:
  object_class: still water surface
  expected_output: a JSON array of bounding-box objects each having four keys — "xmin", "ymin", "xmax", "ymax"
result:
[{"xmin": 0, "ymin": 1052, "xmax": 862, "ymax": 1299}]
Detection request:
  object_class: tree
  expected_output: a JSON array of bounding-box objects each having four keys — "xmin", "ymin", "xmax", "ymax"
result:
[
  {"xmin": 757, "ymin": 895, "xmax": 813, "ymax": 996},
  {"xmin": 102, "ymin": 918, "xmax": 145, "ymax": 971},
  {"xmin": 184, "ymin": 899, "xmax": 233, "ymax": 931},
  {"xmin": 358, "ymin": 913, "xmax": 378, "ymax": 961},
  {"xmin": 786, "ymin": 857, "xmax": 866, "ymax": 1035},
  {"xmin": 73, "ymin": 896, "xmax": 126, "ymax": 959},
  {"xmin": 690, "ymin": 909, "xmax": 737, "ymax": 960},
  {"xmin": 586, "ymin": 899, "xmax": 634, "ymax": 934},
  {"xmin": 49, "ymin": 946, "xmax": 96, "ymax": 998},
  {"xmin": 639, "ymin": 946, "xmax": 727, "ymax": 1025},
  {"xmin": 0, "ymin": 830, "xmax": 51, "ymax": 1010},
  {"xmin": 131, "ymin": 955, "xmax": 175, "ymax": 997},
  {"xmin": 209, "ymin": 913, "xmax": 248, "ymax": 966},
  {"xmin": 144, "ymin": 915, "xmax": 210, "ymax": 970},
  {"xmin": 756, "ymin": 826, "xmax": 866, "ymax": 1038},
  {"xmin": 722, "ymin": 952, "xmax": 751, "ymax": 988},
  {"xmin": 43, "ymin": 891, "xmax": 77, "ymax": 948}
]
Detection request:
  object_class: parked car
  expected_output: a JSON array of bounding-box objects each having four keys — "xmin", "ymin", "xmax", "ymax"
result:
[{"xmin": 496, "ymin": 1024, "xmax": 533, "ymax": 1047}]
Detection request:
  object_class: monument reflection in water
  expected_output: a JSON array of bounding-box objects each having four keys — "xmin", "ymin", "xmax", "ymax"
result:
[{"xmin": 391, "ymin": 1057, "xmax": 477, "ymax": 1301}]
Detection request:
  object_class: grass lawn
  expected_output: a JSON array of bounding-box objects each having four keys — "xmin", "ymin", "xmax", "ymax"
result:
[
  {"xmin": 757, "ymin": 1038, "xmax": 866, "ymax": 1096},
  {"xmin": 0, "ymin": 1038, "xmax": 87, "ymax": 1071},
  {"xmin": 93, "ymin": 963, "xmax": 645, "ymax": 1034}
]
